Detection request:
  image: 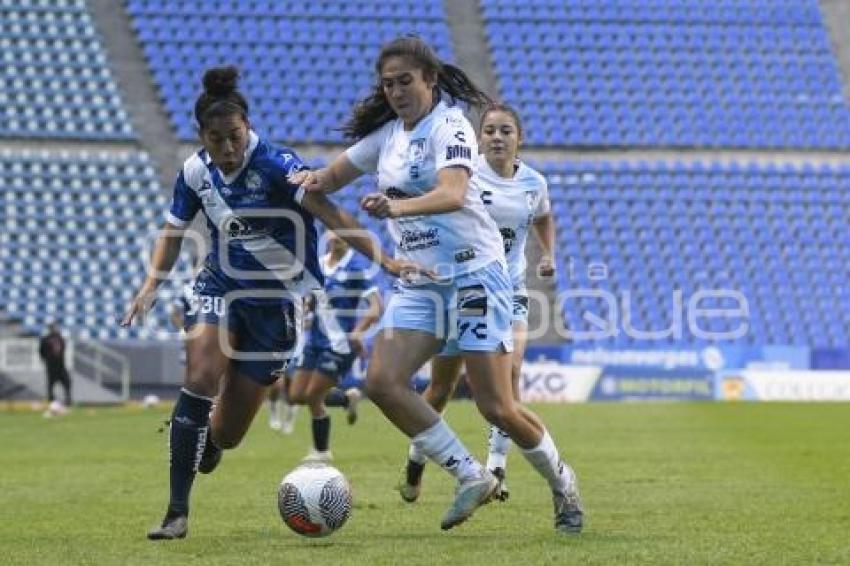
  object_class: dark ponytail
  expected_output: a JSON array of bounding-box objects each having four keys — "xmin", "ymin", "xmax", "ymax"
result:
[
  {"xmin": 341, "ymin": 36, "xmax": 492, "ymax": 140},
  {"xmin": 194, "ymin": 65, "xmax": 249, "ymax": 129}
]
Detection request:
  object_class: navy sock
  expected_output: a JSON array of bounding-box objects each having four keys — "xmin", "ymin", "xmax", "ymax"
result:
[
  {"xmin": 312, "ymin": 415, "xmax": 331, "ymax": 452},
  {"xmin": 324, "ymin": 388, "xmax": 348, "ymax": 408},
  {"xmin": 168, "ymin": 389, "xmax": 213, "ymax": 517}
]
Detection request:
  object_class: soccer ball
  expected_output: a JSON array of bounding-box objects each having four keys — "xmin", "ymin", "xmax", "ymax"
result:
[{"xmin": 278, "ymin": 463, "xmax": 352, "ymax": 537}]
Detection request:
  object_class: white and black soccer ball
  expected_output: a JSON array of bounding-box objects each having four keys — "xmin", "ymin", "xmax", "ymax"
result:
[{"xmin": 278, "ymin": 463, "xmax": 352, "ymax": 537}]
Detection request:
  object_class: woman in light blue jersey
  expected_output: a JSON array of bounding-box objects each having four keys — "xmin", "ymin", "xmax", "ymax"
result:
[
  {"xmin": 121, "ymin": 66, "xmax": 416, "ymax": 540},
  {"xmin": 399, "ymin": 103, "xmax": 558, "ymax": 502},
  {"xmin": 295, "ymin": 36, "xmax": 583, "ymax": 534}
]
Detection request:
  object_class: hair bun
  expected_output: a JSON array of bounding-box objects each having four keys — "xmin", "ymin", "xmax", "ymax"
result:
[{"xmin": 202, "ymin": 66, "xmax": 240, "ymax": 97}]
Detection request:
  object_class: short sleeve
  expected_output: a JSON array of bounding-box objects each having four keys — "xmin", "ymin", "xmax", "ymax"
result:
[
  {"xmin": 433, "ymin": 113, "xmax": 476, "ymax": 174},
  {"xmin": 534, "ymin": 177, "xmax": 552, "ymax": 218},
  {"xmin": 165, "ymin": 171, "xmax": 201, "ymax": 227},
  {"xmin": 272, "ymin": 147, "xmax": 309, "ymax": 203},
  {"xmin": 345, "ymin": 128, "xmax": 384, "ymax": 174}
]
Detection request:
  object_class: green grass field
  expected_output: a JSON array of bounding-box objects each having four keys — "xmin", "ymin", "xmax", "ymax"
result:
[{"xmin": 2, "ymin": 401, "xmax": 849, "ymax": 565}]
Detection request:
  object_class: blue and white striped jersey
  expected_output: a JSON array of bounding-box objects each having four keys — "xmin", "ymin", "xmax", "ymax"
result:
[
  {"xmin": 166, "ymin": 131, "xmax": 323, "ymax": 297},
  {"xmin": 309, "ymin": 249, "xmax": 379, "ymax": 354}
]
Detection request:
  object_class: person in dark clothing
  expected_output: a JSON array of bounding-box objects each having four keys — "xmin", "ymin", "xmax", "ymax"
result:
[{"xmin": 39, "ymin": 322, "xmax": 71, "ymax": 406}]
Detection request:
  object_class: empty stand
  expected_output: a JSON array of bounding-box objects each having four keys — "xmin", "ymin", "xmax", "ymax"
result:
[
  {"xmin": 482, "ymin": 0, "xmax": 850, "ymax": 148},
  {"xmin": 545, "ymin": 160, "xmax": 850, "ymax": 346},
  {"xmin": 125, "ymin": 0, "xmax": 453, "ymax": 143},
  {"xmin": 0, "ymin": 0, "xmax": 135, "ymax": 140}
]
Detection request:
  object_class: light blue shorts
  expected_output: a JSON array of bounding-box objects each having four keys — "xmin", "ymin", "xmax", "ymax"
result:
[{"xmin": 377, "ymin": 261, "xmax": 514, "ymax": 355}]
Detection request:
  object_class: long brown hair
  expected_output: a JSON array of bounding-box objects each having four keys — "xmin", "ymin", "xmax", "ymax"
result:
[{"xmin": 341, "ymin": 36, "xmax": 492, "ymax": 140}]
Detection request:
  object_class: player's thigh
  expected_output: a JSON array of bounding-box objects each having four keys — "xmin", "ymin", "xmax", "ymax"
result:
[
  {"xmin": 305, "ymin": 370, "xmax": 336, "ymax": 402},
  {"xmin": 367, "ymin": 329, "xmax": 442, "ymax": 387},
  {"xmin": 288, "ymin": 368, "xmax": 313, "ymax": 402},
  {"xmin": 185, "ymin": 323, "xmax": 235, "ymax": 396},
  {"xmin": 463, "ymin": 350, "xmax": 516, "ymax": 421},
  {"xmin": 210, "ymin": 369, "xmax": 269, "ymax": 448}
]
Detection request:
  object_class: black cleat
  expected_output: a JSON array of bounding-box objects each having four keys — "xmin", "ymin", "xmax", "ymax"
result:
[
  {"xmin": 147, "ymin": 512, "xmax": 188, "ymax": 540},
  {"xmin": 491, "ymin": 467, "xmax": 510, "ymax": 502},
  {"xmin": 197, "ymin": 435, "xmax": 222, "ymax": 474},
  {"xmin": 398, "ymin": 458, "xmax": 425, "ymax": 503}
]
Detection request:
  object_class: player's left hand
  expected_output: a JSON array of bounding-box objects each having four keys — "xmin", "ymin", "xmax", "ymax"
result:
[
  {"xmin": 120, "ymin": 287, "xmax": 158, "ymax": 327},
  {"xmin": 537, "ymin": 255, "xmax": 556, "ymax": 279},
  {"xmin": 361, "ymin": 193, "xmax": 397, "ymax": 219}
]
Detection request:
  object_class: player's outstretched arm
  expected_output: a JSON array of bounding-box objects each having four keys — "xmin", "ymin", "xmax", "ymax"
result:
[
  {"xmin": 300, "ymin": 192, "xmax": 434, "ymax": 282},
  {"xmin": 290, "ymin": 154, "xmax": 363, "ymax": 195},
  {"xmin": 361, "ymin": 167, "xmax": 469, "ymax": 220},
  {"xmin": 533, "ymin": 212, "xmax": 556, "ymax": 279},
  {"xmin": 121, "ymin": 221, "xmax": 185, "ymax": 326}
]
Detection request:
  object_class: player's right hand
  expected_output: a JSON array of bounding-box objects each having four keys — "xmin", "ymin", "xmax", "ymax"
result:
[
  {"xmin": 120, "ymin": 287, "xmax": 158, "ymax": 327},
  {"xmin": 289, "ymin": 169, "xmax": 330, "ymax": 193}
]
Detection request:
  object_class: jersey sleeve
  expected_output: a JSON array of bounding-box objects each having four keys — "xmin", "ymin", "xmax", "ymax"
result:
[
  {"xmin": 165, "ymin": 171, "xmax": 201, "ymax": 228},
  {"xmin": 272, "ymin": 147, "xmax": 310, "ymax": 204},
  {"xmin": 534, "ymin": 176, "xmax": 552, "ymax": 218},
  {"xmin": 433, "ymin": 113, "xmax": 477, "ymax": 174},
  {"xmin": 345, "ymin": 128, "xmax": 384, "ymax": 174}
]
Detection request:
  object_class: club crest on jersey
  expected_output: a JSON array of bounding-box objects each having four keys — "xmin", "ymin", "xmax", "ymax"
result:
[
  {"xmin": 408, "ymin": 138, "xmax": 426, "ymax": 179},
  {"xmin": 245, "ymin": 170, "xmax": 263, "ymax": 191}
]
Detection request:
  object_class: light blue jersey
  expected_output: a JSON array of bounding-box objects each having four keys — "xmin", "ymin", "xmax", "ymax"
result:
[
  {"xmin": 346, "ymin": 101, "xmax": 506, "ymax": 280},
  {"xmin": 472, "ymin": 155, "xmax": 551, "ymax": 292}
]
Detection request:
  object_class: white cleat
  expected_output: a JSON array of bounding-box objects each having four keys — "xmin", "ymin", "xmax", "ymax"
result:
[
  {"xmin": 440, "ymin": 470, "xmax": 499, "ymax": 530},
  {"xmin": 269, "ymin": 416, "xmax": 282, "ymax": 431}
]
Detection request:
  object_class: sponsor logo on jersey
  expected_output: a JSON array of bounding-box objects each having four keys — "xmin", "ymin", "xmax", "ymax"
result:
[
  {"xmin": 400, "ymin": 228, "xmax": 439, "ymax": 251},
  {"xmin": 454, "ymin": 247, "xmax": 476, "ymax": 263},
  {"xmin": 446, "ymin": 145, "xmax": 471, "ymax": 161}
]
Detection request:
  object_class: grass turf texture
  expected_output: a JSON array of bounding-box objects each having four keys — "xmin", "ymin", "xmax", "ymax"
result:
[{"xmin": 1, "ymin": 402, "xmax": 848, "ymax": 565}]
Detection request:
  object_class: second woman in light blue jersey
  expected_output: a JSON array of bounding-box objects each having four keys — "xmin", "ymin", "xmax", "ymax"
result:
[{"xmin": 295, "ymin": 37, "xmax": 583, "ymax": 534}]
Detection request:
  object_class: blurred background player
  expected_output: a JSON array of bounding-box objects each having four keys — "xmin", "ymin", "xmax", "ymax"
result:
[
  {"xmin": 296, "ymin": 36, "xmax": 582, "ymax": 533},
  {"xmin": 39, "ymin": 321, "xmax": 72, "ymax": 416},
  {"xmin": 267, "ymin": 362, "xmax": 297, "ymax": 433},
  {"xmin": 289, "ymin": 229, "xmax": 382, "ymax": 461},
  {"xmin": 399, "ymin": 103, "xmax": 557, "ymax": 503},
  {"xmin": 121, "ymin": 65, "xmax": 418, "ymax": 541}
]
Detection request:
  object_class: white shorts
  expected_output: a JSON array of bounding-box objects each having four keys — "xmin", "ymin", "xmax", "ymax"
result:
[{"xmin": 377, "ymin": 261, "xmax": 514, "ymax": 355}]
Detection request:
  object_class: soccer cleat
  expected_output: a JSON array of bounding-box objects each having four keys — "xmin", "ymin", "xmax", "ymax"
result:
[
  {"xmin": 398, "ymin": 458, "xmax": 425, "ymax": 503},
  {"xmin": 197, "ymin": 435, "xmax": 222, "ymax": 475},
  {"xmin": 302, "ymin": 449, "xmax": 333, "ymax": 463},
  {"xmin": 147, "ymin": 513, "xmax": 188, "ymax": 540},
  {"xmin": 490, "ymin": 467, "xmax": 510, "ymax": 502},
  {"xmin": 553, "ymin": 491, "xmax": 584, "ymax": 534},
  {"xmin": 344, "ymin": 388, "xmax": 361, "ymax": 425},
  {"xmin": 269, "ymin": 416, "xmax": 282, "ymax": 431},
  {"xmin": 440, "ymin": 470, "xmax": 499, "ymax": 530}
]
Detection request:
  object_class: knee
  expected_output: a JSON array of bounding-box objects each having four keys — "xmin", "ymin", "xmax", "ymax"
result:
[
  {"xmin": 478, "ymin": 401, "xmax": 518, "ymax": 431},
  {"xmin": 185, "ymin": 366, "xmax": 221, "ymax": 398},
  {"xmin": 211, "ymin": 428, "xmax": 244, "ymax": 450},
  {"xmin": 364, "ymin": 371, "xmax": 399, "ymax": 406},
  {"xmin": 288, "ymin": 388, "xmax": 307, "ymax": 405}
]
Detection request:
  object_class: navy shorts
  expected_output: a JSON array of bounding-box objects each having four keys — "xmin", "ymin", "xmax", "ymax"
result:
[
  {"xmin": 184, "ymin": 269, "xmax": 300, "ymax": 385},
  {"xmin": 295, "ymin": 344, "xmax": 357, "ymax": 383}
]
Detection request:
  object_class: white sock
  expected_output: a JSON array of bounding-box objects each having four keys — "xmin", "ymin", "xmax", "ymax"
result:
[
  {"xmin": 486, "ymin": 425, "xmax": 512, "ymax": 471},
  {"xmin": 411, "ymin": 418, "xmax": 483, "ymax": 482},
  {"xmin": 408, "ymin": 442, "xmax": 428, "ymax": 465},
  {"xmin": 520, "ymin": 429, "xmax": 577, "ymax": 496},
  {"xmin": 269, "ymin": 399, "xmax": 279, "ymax": 420}
]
